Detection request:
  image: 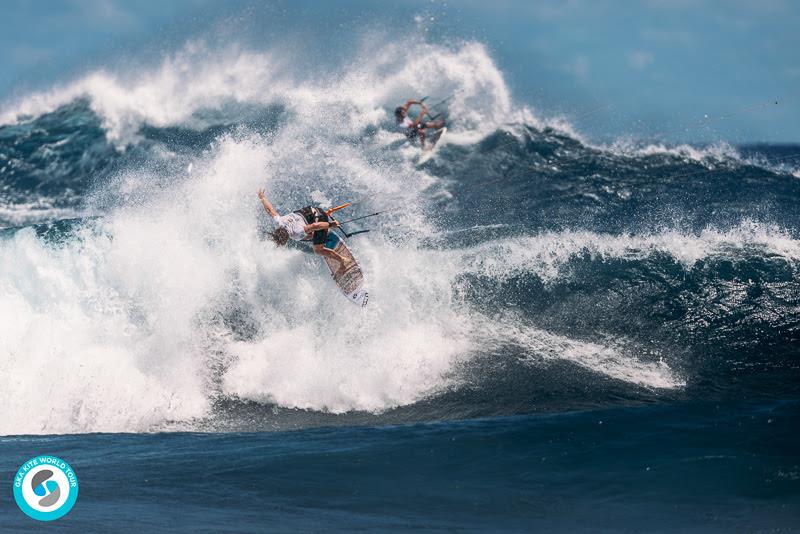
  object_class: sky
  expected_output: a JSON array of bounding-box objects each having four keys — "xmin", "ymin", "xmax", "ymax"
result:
[{"xmin": 1, "ymin": 0, "xmax": 798, "ymax": 143}]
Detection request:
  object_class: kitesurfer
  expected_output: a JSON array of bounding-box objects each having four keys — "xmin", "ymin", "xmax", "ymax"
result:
[
  {"xmin": 394, "ymin": 99, "xmax": 445, "ymax": 149},
  {"xmin": 257, "ymin": 189, "xmax": 352, "ymax": 273}
]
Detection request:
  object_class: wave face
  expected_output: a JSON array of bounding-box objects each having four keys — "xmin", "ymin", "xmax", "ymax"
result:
[{"xmin": 1, "ymin": 39, "xmax": 799, "ymax": 435}]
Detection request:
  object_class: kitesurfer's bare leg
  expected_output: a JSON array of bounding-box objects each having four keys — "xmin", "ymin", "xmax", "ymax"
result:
[{"xmin": 313, "ymin": 244, "xmax": 352, "ymax": 273}]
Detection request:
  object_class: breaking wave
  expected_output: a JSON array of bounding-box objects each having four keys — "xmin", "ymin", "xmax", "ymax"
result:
[{"xmin": 1, "ymin": 36, "xmax": 798, "ymax": 435}]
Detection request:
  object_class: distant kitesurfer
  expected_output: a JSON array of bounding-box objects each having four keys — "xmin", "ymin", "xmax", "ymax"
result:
[
  {"xmin": 395, "ymin": 99, "xmax": 445, "ymax": 150},
  {"xmin": 258, "ymin": 189, "xmax": 352, "ymax": 274}
]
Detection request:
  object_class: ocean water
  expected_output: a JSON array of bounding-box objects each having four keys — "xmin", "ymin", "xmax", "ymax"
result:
[{"xmin": 0, "ymin": 19, "xmax": 799, "ymax": 533}]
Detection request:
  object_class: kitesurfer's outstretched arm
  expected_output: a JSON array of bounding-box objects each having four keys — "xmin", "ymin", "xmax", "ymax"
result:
[{"xmin": 257, "ymin": 189, "xmax": 279, "ymax": 218}]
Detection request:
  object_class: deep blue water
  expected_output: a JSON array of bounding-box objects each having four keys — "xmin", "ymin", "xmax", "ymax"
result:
[
  {"xmin": 1, "ymin": 22, "xmax": 799, "ymax": 532},
  {"xmin": 1, "ymin": 400, "xmax": 798, "ymax": 532}
]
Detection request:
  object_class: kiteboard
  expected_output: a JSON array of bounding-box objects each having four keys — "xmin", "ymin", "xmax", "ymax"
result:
[
  {"xmin": 322, "ymin": 231, "xmax": 368, "ymax": 306},
  {"xmin": 417, "ymin": 127, "xmax": 447, "ymax": 165}
]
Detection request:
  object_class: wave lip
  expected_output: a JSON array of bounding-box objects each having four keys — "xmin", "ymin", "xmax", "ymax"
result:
[
  {"xmin": 460, "ymin": 221, "xmax": 800, "ymax": 283},
  {"xmin": 506, "ymin": 326, "xmax": 684, "ymax": 389},
  {"xmin": 0, "ymin": 39, "xmax": 531, "ymax": 148}
]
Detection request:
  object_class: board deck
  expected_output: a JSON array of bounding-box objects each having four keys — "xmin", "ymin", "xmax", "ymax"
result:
[
  {"xmin": 323, "ymin": 232, "xmax": 368, "ymax": 306},
  {"xmin": 417, "ymin": 127, "xmax": 447, "ymax": 165}
]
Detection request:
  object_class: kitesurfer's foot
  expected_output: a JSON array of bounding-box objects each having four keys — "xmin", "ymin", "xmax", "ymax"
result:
[{"xmin": 336, "ymin": 258, "xmax": 353, "ymax": 276}]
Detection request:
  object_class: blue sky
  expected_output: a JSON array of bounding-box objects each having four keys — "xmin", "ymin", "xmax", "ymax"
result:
[
  {"xmin": 475, "ymin": 0, "xmax": 800, "ymax": 142},
  {"xmin": 1, "ymin": 0, "xmax": 798, "ymax": 142}
]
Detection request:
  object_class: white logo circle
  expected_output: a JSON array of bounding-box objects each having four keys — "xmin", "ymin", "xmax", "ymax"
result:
[
  {"xmin": 20, "ymin": 464, "xmax": 71, "ymax": 513},
  {"xmin": 13, "ymin": 455, "xmax": 79, "ymax": 521}
]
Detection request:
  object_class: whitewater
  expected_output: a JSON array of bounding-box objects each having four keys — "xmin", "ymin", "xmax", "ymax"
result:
[{"xmin": 1, "ymin": 38, "xmax": 798, "ymax": 438}]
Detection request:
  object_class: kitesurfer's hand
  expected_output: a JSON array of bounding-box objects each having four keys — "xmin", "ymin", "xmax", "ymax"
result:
[
  {"xmin": 257, "ymin": 189, "xmax": 266, "ymax": 200},
  {"xmin": 330, "ymin": 220, "xmax": 340, "ymax": 228}
]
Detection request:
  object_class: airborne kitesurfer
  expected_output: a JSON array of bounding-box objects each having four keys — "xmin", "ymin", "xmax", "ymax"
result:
[
  {"xmin": 257, "ymin": 189, "xmax": 352, "ymax": 274},
  {"xmin": 395, "ymin": 99, "xmax": 445, "ymax": 150}
]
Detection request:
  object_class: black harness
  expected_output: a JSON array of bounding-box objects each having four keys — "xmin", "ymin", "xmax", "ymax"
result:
[{"xmin": 293, "ymin": 206, "xmax": 329, "ymax": 225}]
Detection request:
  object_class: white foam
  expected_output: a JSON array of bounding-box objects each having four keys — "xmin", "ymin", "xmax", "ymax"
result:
[
  {"xmin": 602, "ymin": 138, "xmax": 742, "ymax": 165},
  {"xmin": 460, "ymin": 221, "xmax": 800, "ymax": 283},
  {"xmin": 0, "ymin": 127, "xmax": 461, "ymax": 434},
  {"xmin": 0, "ymin": 227, "xmax": 210, "ymax": 435},
  {"xmin": 500, "ymin": 325, "xmax": 683, "ymax": 389},
  {"xmin": 0, "ymin": 202, "xmax": 86, "ymax": 228}
]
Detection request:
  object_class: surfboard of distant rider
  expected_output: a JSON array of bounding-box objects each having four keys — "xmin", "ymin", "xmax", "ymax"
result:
[
  {"xmin": 417, "ymin": 127, "xmax": 447, "ymax": 165},
  {"xmin": 323, "ymin": 232, "xmax": 368, "ymax": 306}
]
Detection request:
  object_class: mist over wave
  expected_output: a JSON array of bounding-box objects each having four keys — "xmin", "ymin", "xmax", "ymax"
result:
[{"xmin": 1, "ymin": 35, "xmax": 798, "ymax": 435}]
